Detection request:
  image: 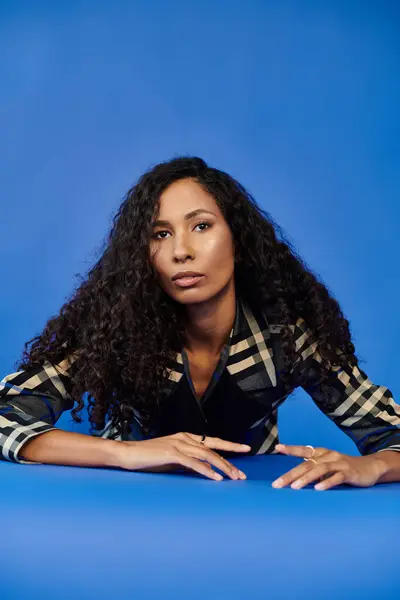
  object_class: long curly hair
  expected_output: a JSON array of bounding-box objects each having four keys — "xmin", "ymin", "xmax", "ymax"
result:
[{"xmin": 16, "ymin": 156, "xmax": 358, "ymax": 436}]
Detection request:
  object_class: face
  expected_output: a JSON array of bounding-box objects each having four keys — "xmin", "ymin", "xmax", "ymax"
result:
[{"xmin": 149, "ymin": 178, "xmax": 235, "ymax": 305}]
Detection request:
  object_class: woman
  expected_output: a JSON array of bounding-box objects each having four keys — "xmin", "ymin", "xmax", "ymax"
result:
[{"xmin": 1, "ymin": 156, "xmax": 399, "ymax": 490}]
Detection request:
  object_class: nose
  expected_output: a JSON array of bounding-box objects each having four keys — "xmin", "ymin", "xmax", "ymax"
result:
[{"xmin": 172, "ymin": 233, "xmax": 195, "ymax": 262}]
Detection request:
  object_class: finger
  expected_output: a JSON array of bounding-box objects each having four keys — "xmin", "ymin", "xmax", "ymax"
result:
[
  {"xmin": 275, "ymin": 444, "xmax": 329, "ymax": 459},
  {"xmin": 314, "ymin": 471, "xmax": 347, "ymax": 491},
  {"xmin": 275, "ymin": 444, "xmax": 313, "ymax": 458},
  {"xmin": 181, "ymin": 437, "xmax": 247, "ymax": 479},
  {"xmin": 172, "ymin": 450, "xmax": 224, "ymax": 481},
  {"xmin": 181, "ymin": 442, "xmax": 246, "ymax": 480},
  {"xmin": 176, "ymin": 436, "xmax": 248, "ymax": 479},
  {"xmin": 272, "ymin": 462, "xmax": 318, "ymax": 488},
  {"xmin": 186, "ymin": 434, "xmax": 251, "ymax": 453},
  {"xmin": 290, "ymin": 462, "xmax": 340, "ymax": 490}
]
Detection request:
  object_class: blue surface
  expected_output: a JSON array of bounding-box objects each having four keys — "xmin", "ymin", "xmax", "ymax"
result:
[{"xmin": 2, "ymin": 455, "xmax": 399, "ymax": 600}]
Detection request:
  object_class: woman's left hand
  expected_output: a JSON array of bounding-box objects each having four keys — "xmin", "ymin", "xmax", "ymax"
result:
[{"xmin": 272, "ymin": 443, "xmax": 388, "ymax": 490}]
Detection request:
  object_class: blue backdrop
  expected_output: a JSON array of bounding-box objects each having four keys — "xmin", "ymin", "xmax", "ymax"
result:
[{"xmin": 1, "ymin": 0, "xmax": 398, "ymax": 456}]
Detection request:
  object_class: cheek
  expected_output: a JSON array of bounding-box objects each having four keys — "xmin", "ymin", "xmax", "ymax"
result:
[{"xmin": 204, "ymin": 234, "xmax": 234, "ymax": 262}]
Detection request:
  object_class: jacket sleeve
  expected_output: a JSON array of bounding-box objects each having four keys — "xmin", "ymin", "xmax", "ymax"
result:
[
  {"xmin": 291, "ymin": 317, "xmax": 400, "ymax": 456},
  {"xmin": 0, "ymin": 353, "xmax": 79, "ymax": 464}
]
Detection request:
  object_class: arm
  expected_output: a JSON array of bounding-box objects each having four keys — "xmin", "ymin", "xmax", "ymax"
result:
[
  {"xmin": 371, "ymin": 450, "xmax": 400, "ymax": 483},
  {"xmin": 292, "ymin": 317, "xmax": 400, "ymax": 458},
  {"xmin": 17, "ymin": 428, "xmax": 121, "ymax": 467},
  {"xmin": 0, "ymin": 355, "xmax": 250, "ymax": 478},
  {"xmin": 0, "ymin": 352, "xmax": 84, "ymax": 463}
]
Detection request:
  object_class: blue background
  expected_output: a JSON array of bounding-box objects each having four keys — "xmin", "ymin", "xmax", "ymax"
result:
[{"xmin": 1, "ymin": 0, "xmax": 398, "ymax": 455}]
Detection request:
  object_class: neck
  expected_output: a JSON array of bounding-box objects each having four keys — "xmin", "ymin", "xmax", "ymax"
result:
[{"xmin": 183, "ymin": 279, "xmax": 236, "ymax": 357}]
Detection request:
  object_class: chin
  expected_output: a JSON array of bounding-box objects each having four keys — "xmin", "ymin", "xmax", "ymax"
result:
[
  {"xmin": 173, "ymin": 286, "xmax": 228, "ymax": 306},
  {"xmin": 173, "ymin": 292, "xmax": 209, "ymax": 305}
]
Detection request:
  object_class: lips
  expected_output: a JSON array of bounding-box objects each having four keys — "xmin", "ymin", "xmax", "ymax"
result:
[
  {"xmin": 173, "ymin": 275, "xmax": 204, "ymax": 288},
  {"xmin": 172, "ymin": 271, "xmax": 204, "ymax": 281}
]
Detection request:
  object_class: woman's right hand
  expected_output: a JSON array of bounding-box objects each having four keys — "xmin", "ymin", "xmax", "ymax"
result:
[{"xmin": 116, "ymin": 432, "xmax": 251, "ymax": 480}]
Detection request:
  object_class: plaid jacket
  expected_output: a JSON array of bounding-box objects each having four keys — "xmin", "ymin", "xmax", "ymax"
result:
[{"xmin": 1, "ymin": 295, "xmax": 400, "ymax": 464}]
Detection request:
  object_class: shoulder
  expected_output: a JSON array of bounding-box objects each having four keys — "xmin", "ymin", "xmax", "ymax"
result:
[
  {"xmin": 263, "ymin": 311, "xmax": 319, "ymax": 361},
  {"xmin": 53, "ymin": 350, "xmax": 80, "ymax": 375}
]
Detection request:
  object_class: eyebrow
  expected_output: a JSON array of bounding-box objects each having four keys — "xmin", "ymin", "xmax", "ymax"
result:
[{"xmin": 151, "ymin": 209, "xmax": 217, "ymax": 228}]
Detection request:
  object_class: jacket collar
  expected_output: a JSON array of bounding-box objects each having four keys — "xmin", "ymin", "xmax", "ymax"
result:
[{"xmin": 164, "ymin": 295, "xmax": 277, "ymax": 392}]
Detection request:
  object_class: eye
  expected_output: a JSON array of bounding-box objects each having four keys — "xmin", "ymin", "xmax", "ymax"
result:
[
  {"xmin": 194, "ymin": 221, "xmax": 211, "ymax": 232},
  {"xmin": 151, "ymin": 221, "xmax": 212, "ymax": 240}
]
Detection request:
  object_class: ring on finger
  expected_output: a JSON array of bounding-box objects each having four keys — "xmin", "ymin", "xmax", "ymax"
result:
[{"xmin": 304, "ymin": 445, "xmax": 315, "ymax": 461}]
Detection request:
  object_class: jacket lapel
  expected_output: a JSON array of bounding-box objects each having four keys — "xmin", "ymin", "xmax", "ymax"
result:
[{"xmin": 162, "ymin": 296, "xmax": 279, "ymax": 397}]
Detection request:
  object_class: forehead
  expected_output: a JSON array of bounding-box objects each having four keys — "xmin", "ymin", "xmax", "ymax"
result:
[{"xmin": 156, "ymin": 178, "xmax": 220, "ymax": 217}]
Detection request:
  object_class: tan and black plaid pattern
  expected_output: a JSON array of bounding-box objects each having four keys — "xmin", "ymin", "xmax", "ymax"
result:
[{"xmin": 1, "ymin": 297, "xmax": 399, "ymax": 463}]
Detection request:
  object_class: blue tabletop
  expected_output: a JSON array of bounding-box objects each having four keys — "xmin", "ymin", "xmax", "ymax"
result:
[{"xmin": 2, "ymin": 455, "xmax": 399, "ymax": 600}]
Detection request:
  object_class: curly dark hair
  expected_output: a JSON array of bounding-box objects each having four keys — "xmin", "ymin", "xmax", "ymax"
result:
[{"xmin": 16, "ymin": 156, "xmax": 358, "ymax": 437}]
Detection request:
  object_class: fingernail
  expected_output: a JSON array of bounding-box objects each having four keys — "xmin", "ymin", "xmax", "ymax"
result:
[
  {"xmin": 241, "ymin": 444, "xmax": 251, "ymax": 449},
  {"xmin": 239, "ymin": 470, "xmax": 246, "ymax": 479},
  {"xmin": 272, "ymin": 478, "xmax": 284, "ymax": 488}
]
